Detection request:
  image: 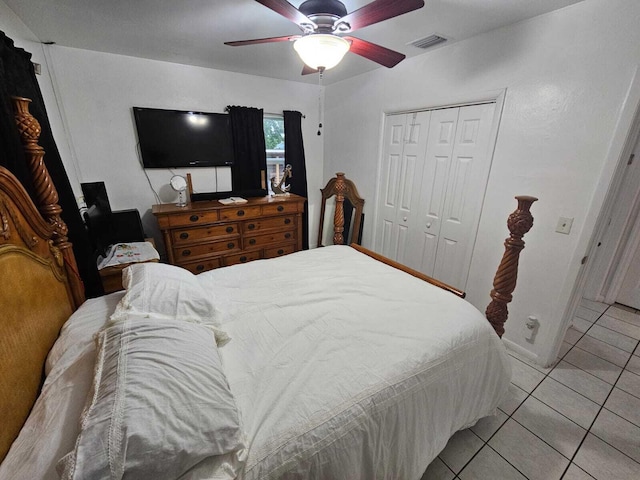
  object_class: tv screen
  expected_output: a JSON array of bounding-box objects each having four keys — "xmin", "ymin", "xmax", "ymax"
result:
[{"xmin": 133, "ymin": 107, "xmax": 235, "ymax": 168}]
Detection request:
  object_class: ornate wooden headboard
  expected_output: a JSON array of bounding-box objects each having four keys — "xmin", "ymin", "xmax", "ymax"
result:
[{"xmin": 0, "ymin": 97, "xmax": 84, "ymax": 462}]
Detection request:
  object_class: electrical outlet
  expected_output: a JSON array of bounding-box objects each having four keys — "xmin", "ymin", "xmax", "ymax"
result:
[
  {"xmin": 525, "ymin": 315, "xmax": 539, "ymax": 343},
  {"xmin": 555, "ymin": 217, "xmax": 573, "ymax": 235}
]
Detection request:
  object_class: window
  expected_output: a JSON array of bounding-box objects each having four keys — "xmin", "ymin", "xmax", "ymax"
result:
[{"xmin": 264, "ymin": 115, "xmax": 285, "ymax": 194}]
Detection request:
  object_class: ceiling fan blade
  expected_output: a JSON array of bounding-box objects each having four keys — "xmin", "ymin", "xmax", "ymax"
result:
[
  {"xmin": 301, "ymin": 64, "xmax": 319, "ymax": 75},
  {"xmin": 339, "ymin": 0, "xmax": 424, "ymax": 32},
  {"xmin": 255, "ymin": 0, "xmax": 314, "ymax": 27},
  {"xmin": 343, "ymin": 36, "xmax": 405, "ymax": 68},
  {"xmin": 225, "ymin": 35, "xmax": 300, "ymax": 46}
]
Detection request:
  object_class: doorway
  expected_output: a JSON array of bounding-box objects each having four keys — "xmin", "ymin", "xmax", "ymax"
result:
[{"xmin": 582, "ymin": 123, "xmax": 640, "ymax": 310}]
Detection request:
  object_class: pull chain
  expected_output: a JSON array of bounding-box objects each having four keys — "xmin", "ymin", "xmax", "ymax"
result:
[{"xmin": 317, "ymin": 68, "xmax": 324, "ymax": 135}]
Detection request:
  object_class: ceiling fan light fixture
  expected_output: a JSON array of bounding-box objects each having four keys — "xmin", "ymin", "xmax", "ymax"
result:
[{"xmin": 293, "ymin": 34, "xmax": 350, "ymax": 70}]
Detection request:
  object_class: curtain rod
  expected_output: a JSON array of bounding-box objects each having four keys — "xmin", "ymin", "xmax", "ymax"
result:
[
  {"xmin": 224, "ymin": 105, "xmax": 305, "ymax": 118},
  {"xmin": 265, "ymin": 111, "xmax": 306, "ymax": 119}
]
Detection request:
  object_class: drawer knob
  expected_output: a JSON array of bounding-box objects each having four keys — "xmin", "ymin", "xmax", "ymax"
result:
[
  {"xmin": 189, "ymin": 215, "xmax": 199, "ymax": 222},
  {"xmin": 248, "ymin": 223, "xmax": 256, "ymax": 230},
  {"xmin": 227, "ymin": 242, "xmax": 235, "ymax": 249},
  {"xmin": 226, "ymin": 226, "xmax": 234, "ymax": 233},
  {"xmin": 249, "ymin": 239, "xmax": 256, "ymax": 245},
  {"xmin": 277, "ymin": 205, "xmax": 284, "ymax": 212},
  {"xmin": 182, "ymin": 249, "xmax": 191, "ymax": 257},
  {"xmin": 196, "ymin": 265, "xmax": 204, "ymax": 272},
  {"xmin": 179, "ymin": 232, "xmax": 189, "ymax": 240},
  {"xmin": 278, "ymin": 249, "xmax": 284, "ymax": 255},
  {"xmin": 285, "ymin": 233, "xmax": 292, "ymax": 239},
  {"xmin": 284, "ymin": 218, "xmax": 291, "ymax": 225},
  {"xmin": 240, "ymin": 256, "xmax": 248, "ymax": 263},
  {"xmin": 237, "ymin": 209, "xmax": 245, "ymax": 217}
]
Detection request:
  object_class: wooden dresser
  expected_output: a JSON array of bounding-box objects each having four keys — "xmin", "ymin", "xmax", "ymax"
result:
[{"xmin": 152, "ymin": 194, "xmax": 305, "ymax": 274}]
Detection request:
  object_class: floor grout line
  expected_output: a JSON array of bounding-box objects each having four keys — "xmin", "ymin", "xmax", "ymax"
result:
[
  {"xmin": 581, "ymin": 323, "xmax": 640, "ymax": 343},
  {"xmin": 559, "ymin": 304, "xmax": 640, "ymax": 477}
]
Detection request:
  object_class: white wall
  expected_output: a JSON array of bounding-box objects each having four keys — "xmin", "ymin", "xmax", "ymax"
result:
[
  {"xmin": 323, "ymin": 0, "xmax": 640, "ymax": 365},
  {"xmin": 40, "ymin": 46, "xmax": 324, "ymax": 252}
]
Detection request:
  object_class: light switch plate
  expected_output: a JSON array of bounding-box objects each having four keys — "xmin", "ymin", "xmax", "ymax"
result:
[{"xmin": 556, "ymin": 217, "xmax": 574, "ymax": 235}]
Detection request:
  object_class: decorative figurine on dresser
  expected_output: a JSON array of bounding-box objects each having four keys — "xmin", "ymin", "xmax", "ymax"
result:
[{"xmin": 152, "ymin": 194, "xmax": 305, "ymax": 274}]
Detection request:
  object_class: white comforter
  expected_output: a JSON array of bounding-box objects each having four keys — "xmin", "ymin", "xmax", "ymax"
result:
[
  {"xmin": 198, "ymin": 245, "xmax": 511, "ymax": 480},
  {"xmin": 1, "ymin": 245, "xmax": 510, "ymax": 480}
]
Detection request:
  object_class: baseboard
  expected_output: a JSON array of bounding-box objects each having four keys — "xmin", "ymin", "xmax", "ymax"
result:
[{"xmin": 502, "ymin": 337, "xmax": 541, "ymax": 365}]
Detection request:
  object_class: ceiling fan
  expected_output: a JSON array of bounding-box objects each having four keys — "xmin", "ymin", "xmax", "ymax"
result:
[{"xmin": 225, "ymin": 0, "xmax": 425, "ymax": 74}]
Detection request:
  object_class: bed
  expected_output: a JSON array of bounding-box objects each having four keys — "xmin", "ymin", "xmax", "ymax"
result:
[{"xmin": 0, "ymin": 97, "xmax": 537, "ymax": 479}]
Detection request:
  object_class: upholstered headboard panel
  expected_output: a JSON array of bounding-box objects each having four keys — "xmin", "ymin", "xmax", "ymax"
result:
[{"xmin": 0, "ymin": 167, "xmax": 75, "ymax": 462}]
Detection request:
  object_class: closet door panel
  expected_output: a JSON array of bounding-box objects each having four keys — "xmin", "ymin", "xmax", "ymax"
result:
[
  {"xmin": 394, "ymin": 153, "xmax": 416, "ymax": 263},
  {"xmin": 417, "ymin": 230, "xmax": 438, "ymax": 274},
  {"xmin": 376, "ymin": 115, "xmax": 406, "ymax": 257},
  {"xmin": 377, "ymin": 112, "xmax": 430, "ymax": 261},
  {"xmin": 433, "ymin": 103, "xmax": 496, "ymax": 289},
  {"xmin": 398, "ymin": 112, "xmax": 431, "ymax": 262},
  {"xmin": 410, "ymin": 108, "xmax": 459, "ymax": 275}
]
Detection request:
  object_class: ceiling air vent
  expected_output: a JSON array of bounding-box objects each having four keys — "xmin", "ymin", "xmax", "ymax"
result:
[{"xmin": 409, "ymin": 34, "xmax": 448, "ymax": 50}]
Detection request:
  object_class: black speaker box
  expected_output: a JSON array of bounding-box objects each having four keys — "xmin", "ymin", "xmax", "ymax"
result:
[{"xmin": 111, "ymin": 209, "xmax": 145, "ymax": 244}]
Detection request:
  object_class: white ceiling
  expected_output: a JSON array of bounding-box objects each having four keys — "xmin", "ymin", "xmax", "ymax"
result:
[{"xmin": 5, "ymin": 0, "xmax": 585, "ymax": 85}]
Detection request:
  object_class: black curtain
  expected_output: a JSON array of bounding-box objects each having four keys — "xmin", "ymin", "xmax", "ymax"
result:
[
  {"xmin": 0, "ymin": 31, "xmax": 102, "ymax": 297},
  {"xmin": 227, "ymin": 106, "xmax": 267, "ymax": 194},
  {"xmin": 283, "ymin": 110, "xmax": 309, "ymax": 250}
]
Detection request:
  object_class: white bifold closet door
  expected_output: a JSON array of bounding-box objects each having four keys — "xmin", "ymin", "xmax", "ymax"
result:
[{"xmin": 375, "ymin": 103, "xmax": 496, "ymax": 291}]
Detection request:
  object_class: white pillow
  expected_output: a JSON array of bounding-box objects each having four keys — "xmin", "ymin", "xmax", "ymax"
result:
[
  {"xmin": 57, "ymin": 315, "xmax": 246, "ymax": 480},
  {"xmin": 114, "ymin": 262, "xmax": 214, "ymax": 320},
  {"xmin": 113, "ymin": 262, "xmax": 229, "ymax": 344}
]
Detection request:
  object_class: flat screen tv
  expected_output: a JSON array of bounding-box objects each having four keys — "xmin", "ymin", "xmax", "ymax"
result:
[{"xmin": 133, "ymin": 107, "xmax": 235, "ymax": 168}]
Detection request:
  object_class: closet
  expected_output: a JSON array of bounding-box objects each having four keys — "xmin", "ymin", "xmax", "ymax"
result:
[{"xmin": 375, "ymin": 103, "xmax": 496, "ymax": 291}]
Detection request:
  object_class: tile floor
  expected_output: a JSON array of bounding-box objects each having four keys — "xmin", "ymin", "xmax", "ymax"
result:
[{"xmin": 422, "ymin": 299, "xmax": 640, "ymax": 480}]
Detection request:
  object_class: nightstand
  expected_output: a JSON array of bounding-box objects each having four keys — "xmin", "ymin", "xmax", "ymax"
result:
[{"xmin": 98, "ymin": 239, "xmax": 158, "ymax": 294}]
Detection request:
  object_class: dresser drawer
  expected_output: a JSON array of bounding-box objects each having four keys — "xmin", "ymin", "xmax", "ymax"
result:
[
  {"xmin": 262, "ymin": 202, "xmax": 300, "ymax": 216},
  {"xmin": 223, "ymin": 250, "xmax": 262, "ymax": 267},
  {"xmin": 219, "ymin": 205, "xmax": 262, "ymax": 221},
  {"xmin": 244, "ymin": 230, "xmax": 295, "ymax": 248},
  {"xmin": 172, "ymin": 223, "xmax": 239, "ymax": 246},
  {"xmin": 264, "ymin": 244, "xmax": 296, "ymax": 259},
  {"xmin": 173, "ymin": 238, "xmax": 240, "ymax": 260},
  {"xmin": 243, "ymin": 216, "xmax": 295, "ymax": 234},
  {"xmin": 177, "ymin": 257, "xmax": 222, "ymax": 275},
  {"xmin": 167, "ymin": 210, "xmax": 219, "ymax": 228}
]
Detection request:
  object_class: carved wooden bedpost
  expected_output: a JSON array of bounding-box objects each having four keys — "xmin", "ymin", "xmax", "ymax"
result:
[
  {"xmin": 332, "ymin": 172, "xmax": 347, "ymax": 245},
  {"xmin": 318, "ymin": 173, "xmax": 365, "ymax": 247},
  {"xmin": 486, "ymin": 195, "xmax": 538, "ymax": 337},
  {"xmin": 12, "ymin": 96, "xmax": 85, "ymax": 308}
]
